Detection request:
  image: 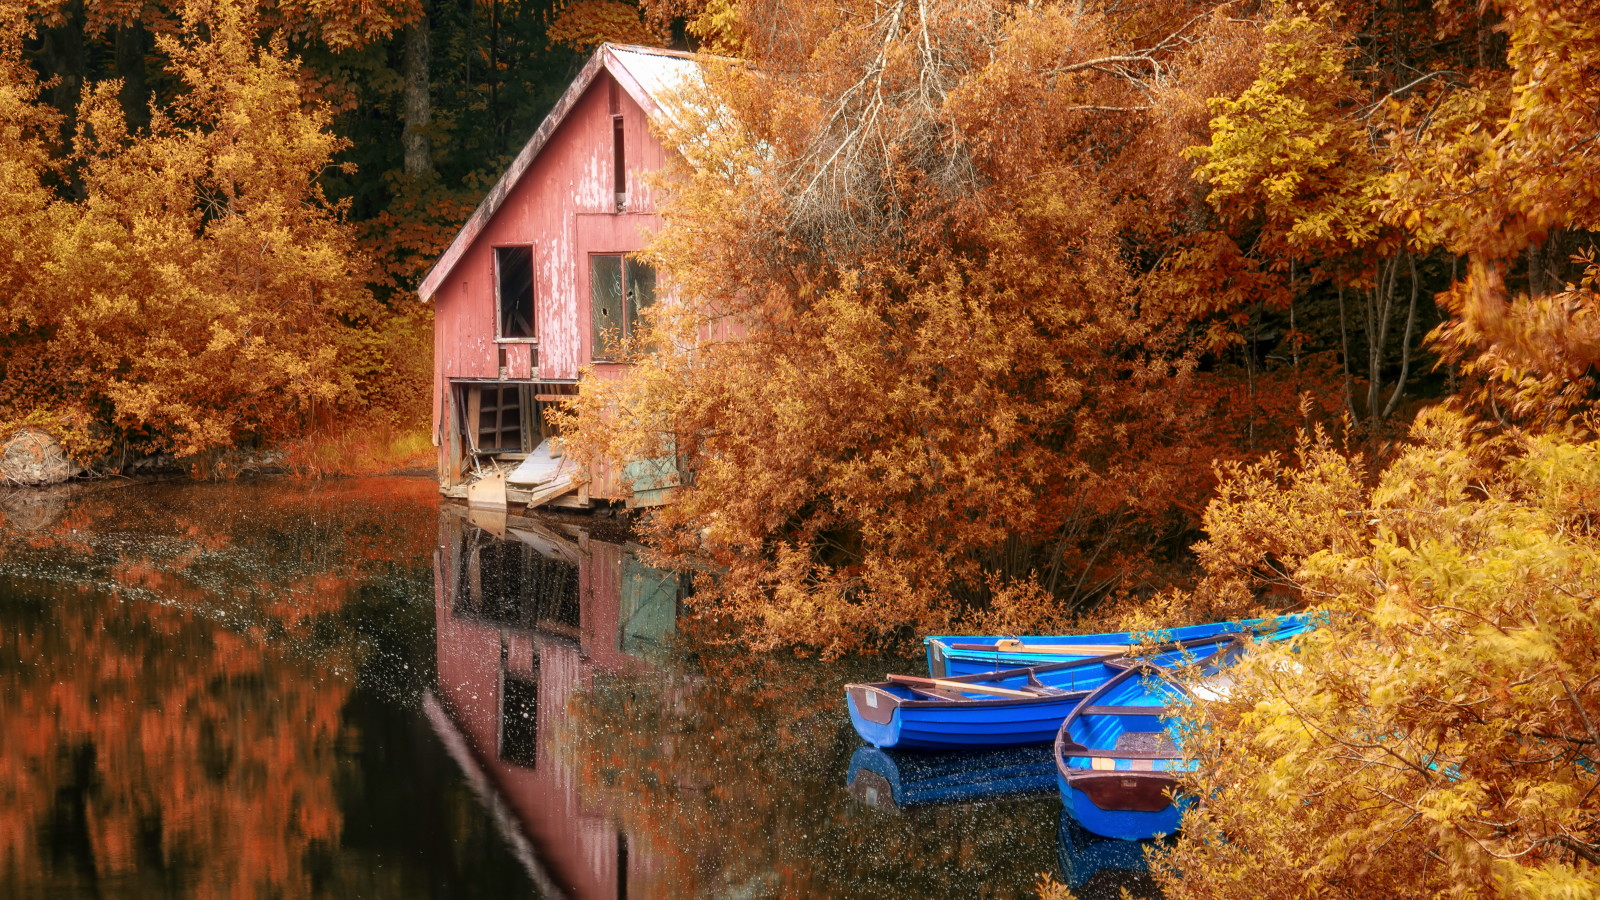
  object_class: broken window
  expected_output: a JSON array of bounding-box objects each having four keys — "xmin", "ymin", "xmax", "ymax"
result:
[
  {"xmin": 495, "ymin": 245, "xmax": 535, "ymax": 339},
  {"xmin": 590, "ymin": 255, "xmax": 657, "ymax": 360}
]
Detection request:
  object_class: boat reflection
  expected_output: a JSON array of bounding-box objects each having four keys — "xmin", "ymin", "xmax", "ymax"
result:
[
  {"xmin": 426, "ymin": 505, "xmax": 681, "ymax": 899},
  {"xmin": 845, "ymin": 745, "xmax": 1057, "ymax": 810},
  {"xmin": 1056, "ymin": 809, "xmax": 1167, "ymax": 898}
]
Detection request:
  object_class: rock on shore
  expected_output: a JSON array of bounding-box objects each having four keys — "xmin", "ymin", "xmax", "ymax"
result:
[{"xmin": 1, "ymin": 428, "xmax": 79, "ymax": 486}]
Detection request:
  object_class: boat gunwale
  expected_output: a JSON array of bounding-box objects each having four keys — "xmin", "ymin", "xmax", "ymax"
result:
[
  {"xmin": 927, "ymin": 615, "xmax": 1309, "ymax": 673},
  {"xmin": 845, "ymin": 652, "xmax": 1117, "ymax": 713},
  {"xmin": 1053, "ymin": 637, "xmax": 1239, "ymax": 770}
]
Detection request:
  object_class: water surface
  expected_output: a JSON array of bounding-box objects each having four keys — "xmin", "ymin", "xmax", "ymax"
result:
[{"xmin": 0, "ymin": 478, "xmax": 1156, "ymax": 898}]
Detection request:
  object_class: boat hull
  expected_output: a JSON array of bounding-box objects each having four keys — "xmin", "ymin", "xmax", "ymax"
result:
[
  {"xmin": 847, "ymin": 690, "xmax": 1086, "ymax": 750},
  {"xmin": 927, "ymin": 614, "xmax": 1312, "ymax": 678},
  {"xmin": 1057, "ymin": 771, "xmax": 1187, "ymax": 841},
  {"xmin": 1053, "ymin": 656, "xmax": 1213, "ymax": 841}
]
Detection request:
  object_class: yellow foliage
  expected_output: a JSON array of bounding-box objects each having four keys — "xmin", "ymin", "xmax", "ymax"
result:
[
  {"xmin": 1158, "ymin": 408, "xmax": 1600, "ymax": 897},
  {"xmin": 0, "ymin": 0, "xmax": 429, "ymax": 464}
]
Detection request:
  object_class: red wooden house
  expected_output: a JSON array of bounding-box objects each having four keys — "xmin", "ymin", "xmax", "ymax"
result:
[{"xmin": 420, "ymin": 44, "xmax": 701, "ymax": 507}]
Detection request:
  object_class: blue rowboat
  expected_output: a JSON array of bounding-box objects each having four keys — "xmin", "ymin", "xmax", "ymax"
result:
[
  {"xmin": 1052, "ymin": 645, "xmax": 1236, "ymax": 841},
  {"xmin": 925, "ymin": 613, "xmax": 1313, "ymax": 678},
  {"xmin": 845, "ymin": 744, "xmax": 1056, "ymax": 809},
  {"xmin": 846, "ymin": 658, "xmax": 1099, "ymax": 750},
  {"xmin": 847, "ymin": 632, "xmax": 1258, "ymax": 751}
]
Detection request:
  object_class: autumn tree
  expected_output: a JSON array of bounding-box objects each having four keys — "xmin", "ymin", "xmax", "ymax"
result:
[
  {"xmin": 1190, "ymin": 0, "xmax": 1600, "ymax": 428},
  {"xmin": 2, "ymin": 0, "xmax": 611, "ymax": 469},
  {"xmin": 0, "ymin": 0, "xmax": 424, "ymax": 461},
  {"xmin": 1144, "ymin": 408, "xmax": 1600, "ymax": 897},
  {"xmin": 554, "ymin": 0, "xmax": 1351, "ymax": 654}
]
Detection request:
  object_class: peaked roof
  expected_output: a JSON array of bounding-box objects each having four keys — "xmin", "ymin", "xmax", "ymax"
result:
[{"xmin": 418, "ymin": 44, "xmax": 706, "ymax": 302}]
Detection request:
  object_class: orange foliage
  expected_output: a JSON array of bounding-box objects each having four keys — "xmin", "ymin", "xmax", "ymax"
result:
[
  {"xmin": 546, "ymin": 0, "xmax": 665, "ymax": 52},
  {"xmin": 556, "ymin": 0, "xmax": 1337, "ymax": 655},
  {"xmin": 1194, "ymin": 0, "xmax": 1600, "ymax": 424},
  {"xmin": 0, "ymin": 0, "xmax": 431, "ymax": 464},
  {"xmin": 0, "ymin": 476, "xmax": 440, "ymax": 895}
]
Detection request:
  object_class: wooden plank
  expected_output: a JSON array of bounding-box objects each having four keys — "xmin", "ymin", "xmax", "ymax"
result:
[
  {"xmin": 884, "ymin": 674, "xmax": 1037, "ymax": 699},
  {"xmin": 1081, "ymin": 705, "xmax": 1173, "ymax": 717},
  {"xmin": 519, "ymin": 384, "xmax": 536, "ymax": 451},
  {"xmin": 444, "ymin": 386, "xmax": 464, "ymax": 486},
  {"xmin": 467, "ymin": 471, "xmax": 507, "ymax": 509},
  {"xmin": 545, "ymin": 492, "xmax": 590, "ymax": 509},
  {"xmin": 907, "ymin": 686, "xmax": 967, "ymax": 702},
  {"xmin": 1063, "ymin": 746, "xmax": 1184, "ymax": 761},
  {"xmin": 520, "ymin": 473, "xmax": 578, "ymax": 509},
  {"xmin": 997, "ymin": 639, "xmax": 1131, "ymax": 655},
  {"xmin": 1090, "ymin": 757, "xmax": 1116, "ymax": 771},
  {"xmin": 465, "ymin": 386, "xmax": 484, "ymax": 454}
]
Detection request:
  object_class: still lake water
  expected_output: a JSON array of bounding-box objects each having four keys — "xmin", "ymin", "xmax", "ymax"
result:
[{"xmin": 0, "ymin": 477, "xmax": 1159, "ymax": 898}]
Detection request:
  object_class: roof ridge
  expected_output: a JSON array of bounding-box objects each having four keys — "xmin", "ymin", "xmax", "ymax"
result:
[
  {"xmin": 603, "ymin": 42, "xmax": 702, "ymax": 60},
  {"xmin": 602, "ymin": 42, "xmax": 742, "ymax": 65}
]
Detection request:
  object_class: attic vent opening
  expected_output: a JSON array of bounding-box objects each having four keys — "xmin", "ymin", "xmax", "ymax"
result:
[{"xmin": 612, "ymin": 113, "xmax": 627, "ymax": 212}]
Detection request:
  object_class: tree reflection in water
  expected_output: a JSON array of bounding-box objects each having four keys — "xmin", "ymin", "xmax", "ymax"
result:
[
  {"xmin": 0, "ymin": 478, "xmax": 1099, "ymax": 898},
  {"xmin": 0, "ymin": 478, "xmax": 536, "ymax": 896},
  {"xmin": 559, "ymin": 652, "xmax": 1064, "ymax": 897}
]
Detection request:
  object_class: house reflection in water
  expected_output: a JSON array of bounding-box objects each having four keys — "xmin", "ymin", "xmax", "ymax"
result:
[{"xmin": 425, "ymin": 505, "xmax": 680, "ymax": 898}]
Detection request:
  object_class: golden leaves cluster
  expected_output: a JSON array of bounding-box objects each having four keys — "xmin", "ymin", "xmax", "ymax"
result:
[
  {"xmin": 555, "ymin": 0, "xmax": 1324, "ymax": 656},
  {"xmin": 0, "ymin": 0, "xmax": 428, "ymax": 461},
  {"xmin": 1159, "ymin": 409, "xmax": 1600, "ymax": 897}
]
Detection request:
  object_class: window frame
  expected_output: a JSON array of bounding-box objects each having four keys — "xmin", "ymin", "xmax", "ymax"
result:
[
  {"xmin": 588, "ymin": 252, "xmax": 657, "ymax": 361},
  {"xmin": 492, "ymin": 244, "xmax": 538, "ymax": 344}
]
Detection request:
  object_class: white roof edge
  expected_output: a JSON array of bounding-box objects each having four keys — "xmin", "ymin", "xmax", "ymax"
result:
[{"xmin": 417, "ymin": 44, "xmax": 707, "ymax": 302}]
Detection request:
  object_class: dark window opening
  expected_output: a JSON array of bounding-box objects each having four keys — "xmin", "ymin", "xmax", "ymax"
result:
[
  {"xmin": 455, "ymin": 531, "xmax": 581, "ymax": 632},
  {"xmin": 472, "ymin": 384, "xmax": 525, "ymax": 454},
  {"xmin": 500, "ymin": 669, "xmax": 539, "ymax": 768},
  {"xmin": 613, "ymin": 114, "xmax": 627, "ymax": 211},
  {"xmin": 617, "ymin": 831, "xmax": 629, "ymax": 900},
  {"xmin": 496, "ymin": 246, "xmax": 535, "ymax": 339},
  {"xmin": 590, "ymin": 255, "xmax": 657, "ymax": 360}
]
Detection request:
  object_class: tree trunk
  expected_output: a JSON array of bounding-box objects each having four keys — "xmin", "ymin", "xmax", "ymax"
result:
[
  {"xmin": 1337, "ymin": 284, "xmax": 1357, "ymax": 420},
  {"xmin": 402, "ymin": 8, "xmax": 434, "ymax": 178},
  {"xmin": 1381, "ymin": 252, "xmax": 1420, "ymax": 420},
  {"xmin": 1366, "ymin": 256, "xmax": 1398, "ymax": 422},
  {"xmin": 115, "ymin": 19, "xmax": 148, "ymax": 131},
  {"xmin": 489, "ymin": 0, "xmax": 500, "ymax": 157},
  {"xmin": 39, "ymin": 0, "xmax": 87, "ymax": 138}
]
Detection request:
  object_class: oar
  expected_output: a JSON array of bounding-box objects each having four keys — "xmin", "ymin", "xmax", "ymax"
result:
[{"xmin": 885, "ymin": 674, "xmax": 1038, "ymax": 699}]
